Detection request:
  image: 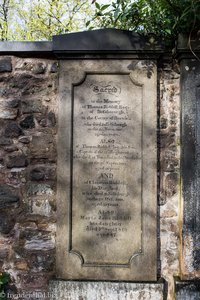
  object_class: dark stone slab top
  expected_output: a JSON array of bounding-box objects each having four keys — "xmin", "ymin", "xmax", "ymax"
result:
[{"xmin": 53, "ymin": 29, "xmax": 165, "ymax": 57}]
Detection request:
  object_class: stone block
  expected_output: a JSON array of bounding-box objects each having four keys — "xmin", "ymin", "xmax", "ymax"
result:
[
  {"xmin": 6, "ymin": 152, "xmax": 28, "ymax": 168},
  {"xmin": 21, "ymin": 99, "xmax": 46, "ymax": 114},
  {"xmin": 27, "ymin": 183, "xmax": 54, "ymax": 196},
  {"xmin": 176, "ymin": 281, "xmax": 200, "ymax": 300},
  {"xmin": 0, "ymin": 212, "xmax": 15, "ymax": 234},
  {"xmin": 50, "ymin": 62, "xmax": 58, "ymax": 73},
  {"xmin": 0, "ymin": 137, "xmax": 13, "ymax": 146},
  {"xmin": 32, "ymin": 63, "xmax": 46, "ymax": 74},
  {"xmin": 4, "ymin": 122, "xmax": 23, "ymax": 138},
  {"xmin": 0, "ymin": 106, "xmax": 18, "ymax": 119},
  {"xmin": 30, "ymin": 134, "xmax": 56, "ymax": 160},
  {"xmin": 0, "ymin": 184, "xmax": 19, "ymax": 208},
  {"xmin": 0, "ymin": 57, "xmax": 12, "ymax": 72},
  {"xmin": 29, "ymin": 165, "xmax": 56, "ymax": 181},
  {"xmin": 49, "ymin": 281, "xmax": 164, "ymax": 300},
  {"xmin": 20, "ymin": 115, "xmax": 35, "ymax": 129},
  {"xmin": 31, "ymin": 198, "xmax": 52, "ymax": 217}
]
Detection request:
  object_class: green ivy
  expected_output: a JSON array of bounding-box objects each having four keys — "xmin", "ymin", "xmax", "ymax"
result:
[{"xmin": 0, "ymin": 273, "xmax": 10, "ymax": 300}]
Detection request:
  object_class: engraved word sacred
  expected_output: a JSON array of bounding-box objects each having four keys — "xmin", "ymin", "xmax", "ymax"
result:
[{"xmin": 90, "ymin": 82, "xmax": 121, "ymax": 96}]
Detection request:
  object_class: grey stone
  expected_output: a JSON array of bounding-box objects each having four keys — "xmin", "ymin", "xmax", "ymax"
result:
[
  {"xmin": 47, "ymin": 111, "xmax": 56, "ymax": 127},
  {"xmin": 27, "ymin": 250, "xmax": 55, "ymax": 271},
  {"xmin": 0, "ymin": 107, "xmax": 18, "ymax": 119},
  {"xmin": 0, "ymin": 137, "xmax": 12, "ymax": 146},
  {"xmin": 6, "ymin": 152, "xmax": 28, "ymax": 168},
  {"xmin": 4, "ymin": 122, "xmax": 23, "ymax": 138},
  {"xmin": 32, "ymin": 62, "xmax": 46, "ymax": 74},
  {"xmin": 0, "ymin": 57, "xmax": 12, "ymax": 72},
  {"xmin": 0, "ymin": 185, "xmax": 19, "ymax": 208},
  {"xmin": 180, "ymin": 58, "xmax": 200, "ymax": 272},
  {"xmin": 49, "ymin": 281, "xmax": 164, "ymax": 300},
  {"xmin": 30, "ymin": 165, "xmax": 56, "ymax": 181},
  {"xmin": 24, "ymin": 238, "xmax": 55, "ymax": 251},
  {"xmin": 21, "ymin": 99, "xmax": 46, "ymax": 114},
  {"xmin": 9, "ymin": 74, "xmax": 46, "ymax": 96},
  {"xmin": 2, "ymin": 99, "xmax": 20, "ymax": 108},
  {"xmin": 57, "ymin": 59, "xmax": 157, "ymax": 281},
  {"xmin": 18, "ymin": 136, "xmax": 31, "ymax": 144},
  {"xmin": 165, "ymin": 173, "xmax": 178, "ymax": 198},
  {"xmin": 0, "ymin": 41, "xmax": 52, "ymax": 54},
  {"xmin": 20, "ymin": 115, "xmax": 35, "ymax": 129},
  {"xmin": 4, "ymin": 145, "xmax": 19, "ymax": 152},
  {"xmin": 27, "ymin": 183, "xmax": 54, "ymax": 196},
  {"xmin": 176, "ymin": 281, "xmax": 200, "ymax": 300},
  {"xmin": 0, "ymin": 212, "xmax": 15, "ymax": 234},
  {"xmin": 30, "ymin": 134, "xmax": 56, "ymax": 160},
  {"xmin": 53, "ymin": 29, "xmax": 165, "ymax": 56},
  {"xmin": 50, "ymin": 62, "xmax": 58, "ymax": 73}
]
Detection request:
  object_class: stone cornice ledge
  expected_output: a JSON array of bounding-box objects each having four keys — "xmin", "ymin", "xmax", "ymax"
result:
[
  {"xmin": 53, "ymin": 29, "xmax": 165, "ymax": 59},
  {"xmin": 0, "ymin": 29, "xmax": 166, "ymax": 59},
  {"xmin": 0, "ymin": 41, "xmax": 53, "ymax": 57}
]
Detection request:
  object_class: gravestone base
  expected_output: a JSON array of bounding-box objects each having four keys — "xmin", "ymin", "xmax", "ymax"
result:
[{"xmin": 49, "ymin": 280, "xmax": 165, "ymax": 300}]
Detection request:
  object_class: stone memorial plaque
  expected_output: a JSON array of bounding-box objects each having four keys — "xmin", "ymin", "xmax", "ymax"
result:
[{"xmin": 57, "ymin": 60, "xmax": 157, "ymax": 281}]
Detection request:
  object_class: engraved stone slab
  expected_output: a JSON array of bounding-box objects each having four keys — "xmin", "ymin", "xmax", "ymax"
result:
[
  {"xmin": 57, "ymin": 60, "xmax": 157, "ymax": 281},
  {"xmin": 49, "ymin": 281, "xmax": 164, "ymax": 300}
]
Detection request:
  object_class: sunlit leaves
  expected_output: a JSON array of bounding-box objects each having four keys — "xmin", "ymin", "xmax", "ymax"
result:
[{"xmin": 89, "ymin": 0, "xmax": 200, "ymax": 39}]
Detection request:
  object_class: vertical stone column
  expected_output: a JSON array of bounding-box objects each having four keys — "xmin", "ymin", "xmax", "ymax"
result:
[{"xmin": 176, "ymin": 34, "xmax": 200, "ymax": 298}]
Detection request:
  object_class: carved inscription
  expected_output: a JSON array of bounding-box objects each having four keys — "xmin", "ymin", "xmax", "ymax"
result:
[{"xmin": 71, "ymin": 74, "xmax": 143, "ymax": 266}]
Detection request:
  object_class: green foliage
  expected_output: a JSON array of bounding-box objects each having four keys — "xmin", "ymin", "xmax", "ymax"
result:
[
  {"xmin": 0, "ymin": 272, "xmax": 10, "ymax": 300},
  {"xmin": 89, "ymin": 0, "xmax": 200, "ymax": 40},
  {"xmin": 0, "ymin": 0, "xmax": 92, "ymax": 40}
]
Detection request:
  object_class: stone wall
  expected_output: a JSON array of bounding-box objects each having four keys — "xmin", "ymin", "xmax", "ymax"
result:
[
  {"xmin": 0, "ymin": 38, "xmax": 198, "ymax": 300},
  {"xmin": 0, "ymin": 54, "xmax": 182, "ymax": 300},
  {"xmin": 0, "ymin": 56, "xmax": 58, "ymax": 299},
  {"xmin": 159, "ymin": 59, "xmax": 180, "ymax": 299}
]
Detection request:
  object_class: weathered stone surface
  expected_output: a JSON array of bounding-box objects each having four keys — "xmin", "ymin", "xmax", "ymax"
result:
[
  {"xmin": 37, "ymin": 111, "xmax": 56, "ymax": 127},
  {"xmin": 49, "ymin": 281, "xmax": 164, "ymax": 300},
  {"xmin": 27, "ymin": 250, "xmax": 55, "ymax": 271},
  {"xmin": 3, "ymin": 145, "xmax": 18, "ymax": 152},
  {"xmin": 4, "ymin": 122, "xmax": 23, "ymax": 138},
  {"xmin": 176, "ymin": 281, "xmax": 200, "ymax": 300},
  {"xmin": 0, "ymin": 246, "xmax": 9, "ymax": 259},
  {"xmin": 0, "ymin": 107, "xmax": 18, "ymax": 119},
  {"xmin": 165, "ymin": 173, "xmax": 178, "ymax": 198},
  {"xmin": 32, "ymin": 63, "xmax": 46, "ymax": 74},
  {"xmin": 47, "ymin": 111, "xmax": 56, "ymax": 127},
  {"xmin": 30, "ymin": 134, "xmax": 56, "ymax": 160},
  {"xmin": 27, "ymin": 183, "xmax": 54, "ymax": 196},
  {"xmin": 18, "ymin": 273, "xmax": 49, "ymax": 289},
  {"xmin": 31, "ymin": 197, "xmax": 54, "ymax": 216},
  {"xmin": 6, "ymin": 99, "xmax": 20, "ymax": 108},
  {"xmin": 0, "ymin": 137, "xmax": 12, "ymax": 146},
  {"xmin": 24, "ymin": 238, "xmax": 55, "ymax": 251},
  {"xmin": 18, "ymin": 136, "xmax": 31, "ymax": 144},
  {"xmin": 57, "ymin": 60, "xmax": 157, "ymax": 281},
  {"xmin": 6, "ymin": 152, "xmax": 28, "ymax": 168},
  {"xmin": 21, "ymin": 99, "xmax": 46, "ymax": 114},
  {"xmin": 0, "ymin": 212, "xmax": 15, "ymax": 234},
  {"xmin": 0, "ymin": 185, "xmax": 19, "ymax": 208},
  {"xmin": 20, "ymin": 115, "xmax": 35, "ymax": 129},
  {"xmin": 50, "ymin": 62, "xmax": 58, "ymax": 73},
  {"xmin": 11, "ymin": 74, "xmax": 45, "ymax": 94},
  {"xmin": 30, "ymin": 165, "xmax": 56, "ymax": 181},
  {"xmin": 0, "ymin": 57, "xmax": 12, "ymax": 72}
]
